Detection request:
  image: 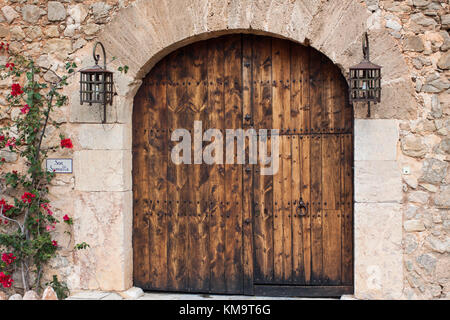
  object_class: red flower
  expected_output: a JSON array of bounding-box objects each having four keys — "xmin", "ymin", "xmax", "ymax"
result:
[
  {"xmin": 5, "ymin": 137, "xmax": 16, "ymax": 148},
  {"xmin": 52, "ymin": 240, "xmax": 58, "ymax": 247},
  {"xmin": 5, "ymin": 62, "xmax": 14, "ymax": 71},
  {"xmin": 20, "ymin": 104, "xmax": 30, "ymax": 114},
  {"xmin": 1, "ymin": 253, "xmax": 16, "ymax": 265},
  {"xmin": 60, "ymin": 138, "xmax": 73, "ymax": 149},
  {"xmin": 0, "ymin": 198, "xmax": 13, "ymax": 214},
  {"xmin": 0, "ymin": 135, "xmax": 4, "ymax": 141},
  {"xmin": 0, "ymin": 272, "xmax": 13, "ymax": 288},
  {"xmin": 63, "ymin": 214, "xmax": 69, "ymax": 221},
  {"xmin": 10, "ymin": 83, "xmax": 23, "ymax": 97},
  {"xmin": 40, "ymin": 203, "xmax": 53, "ymax": 216},
  {"xmin": 21, "ymin": 192, "xmax": 36, "ymax": 204}
]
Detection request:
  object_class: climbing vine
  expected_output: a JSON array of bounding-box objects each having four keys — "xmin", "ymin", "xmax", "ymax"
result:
[{"xmin": 0, "ymin": 42, "xmax": 88, "ymax": 294}]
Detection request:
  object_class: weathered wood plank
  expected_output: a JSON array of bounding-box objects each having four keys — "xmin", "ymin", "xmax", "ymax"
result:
[
  {"xmin": 271, "ymin": 38, "xmax": 287, "ymax": 283},
  {"xmin": 132, "ymin": 69, "xmax": 150, "ymax": 288},
  {"xmin": 310, "ymin": 134, "xmax": 323, "ymax": 284},
  {"xmin": 322, "ymin": 135, "xmax": 342, "ymax": 285},
  {"xmin": 186, "ymin": 41, "xmax": 210, "ymax": 292},
  {"xmin": 147, "ymin": 61, "xmax": 168, "ymax": 289},
  {"xmin": 309, "ymin": 48, "xmax": 324, "ymax": 284},
  {"xmin": 223, "ymin": 35, "xmax": 243, "ymax": 294},
  {"xmin": 310, "ymin": 49, "xmax": 323, "ymax": 133},
  {"xmin": 341, "ymin": 133, "xmax": 353, "ymax": 285},
  {"xmin": 291, "ymin": 135, "xmax": 304, "ymax": 284},
  {"xmin": 206, "ymin": 37, "xmax": 227, "ymax": 293},
  {"xmin": 299, "ymin": 135, "xmax": 311, "ymax": 284},
  {"xmin": 166, "ymin": 48, "xmax": 189, "ymax": 291},
  {"xmin": 242, "ymin": 34, "xmax": 254, "ymax": 294},
  {"xmin": 281, "ymin": 135, "xmax": 292, "ymax": 283},
  {"xmin": 252, "ymin": 36, "xmax": 274, "ymax": 284},
  {"xmin": 254, "ymin": 285, "xmax": 353, "ymax": 297}
]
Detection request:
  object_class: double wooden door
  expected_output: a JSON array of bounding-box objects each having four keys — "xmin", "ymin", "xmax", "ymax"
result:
[{"xmin": 132, "ymin": 34, "xmax": 353, "ymax": 296}]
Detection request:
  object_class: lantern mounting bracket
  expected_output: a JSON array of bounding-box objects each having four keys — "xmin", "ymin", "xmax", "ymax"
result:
[
  {"xmin": 348, "ymin": 32, "xmax": 382, "ymax": 118},
  {"xmin": 93, "ymin": 41, "xmax": 107, "ymax": 70},
  {"xmin": 362, "ymin": 32, "xmax": 369, "ymax": 62}
]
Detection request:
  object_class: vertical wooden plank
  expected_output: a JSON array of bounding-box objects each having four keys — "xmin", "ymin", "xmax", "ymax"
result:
[
  {"xmin": 281, "ymin": 135, "xmax": 293, "ymax": 283},
  {"xmin": 132, "ymin": 74, "xmax": 150, "ymax": 288},
  {"xmin": 310, "ymin": 134, "xmax": 323, "ymax": 284},
  {"xmin": 252, "ymin": 36, "xmax": 274, "ymax": 284},
  {"xmin": 289, "ymin": 42, "xmax": 300, "ymax": 133},
  {"xmin": 186, "ymin": 41, "xmax": 210, "ymax": 292},
  {"xmin": 253, "ymin": 37, "xmax": 273, "ymax": 131},
  {"xmin": 310, "ymin": 49, "xmax": 323, "ymax": 134},
  {"xmin": 321, "ymin": 60, "xmax": 332, "ymax": 133},
  {"xmin": 329, "ymin": 64, "xmax": 344, "ymax": 133},
  {"xmin": 321, "ymin": 135, "xmax": 342, "ymax": 285},
  {"xmin": 341, "ymin": 133, "xmax": 353, "ymax": 285},
  {"xmin": 207, "ymin": 37, "xmax": 227, "ymax": 293},
  {"xmin": 223, "ymin": 35, "xmax": 243, "ymax": 294},
  {"xmin": 146, "ymin": 61, "xmax": 168, "ymax": 289},
  {"xmin": 271, "ymin": 38, "xmax": 287, "ymax": 283},
  {"xmin": 290, "ymin": 44, "xmax": 310, "ymax": 133},
  {"xmin": 280, "ymin": 40, "xmax": 293, "ymax": 283},
  {"xmin": 309, "ymin": 48, "xmax": 324, "ymax": 285},
  {"xmin": 242, "ymin": 34, "xmax": 254, "ymax": 294},
  {"xmin": 299, "ymin": 135, "xmax": 311, "ymax": 284},
  {"xmin": 291, "ymin": 135, "xmax": 305, "ymax": 284},
  {"xmin": 166, "ymin": 48, "xmax": 189, "ymax": 291}
]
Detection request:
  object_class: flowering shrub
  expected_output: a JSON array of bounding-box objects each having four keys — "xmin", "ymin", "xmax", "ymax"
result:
[{"xmin": 0, "ymin": 43, "xmax": 87, "ymax": 293}]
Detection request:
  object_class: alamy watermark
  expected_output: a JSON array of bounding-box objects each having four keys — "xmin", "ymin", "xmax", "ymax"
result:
[{"xmin": 171, "ymin": 121, "xmax": 280, "ymax": 175}]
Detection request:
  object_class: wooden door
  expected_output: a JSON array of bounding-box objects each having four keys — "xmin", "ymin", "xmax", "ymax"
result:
[
  {"xmin": 249, "ymin": 38, "xmax": 354, "ymax": 296},
  {"xmin": 132, "ymin": 34, "xmax": 353, "ymax": 296}
]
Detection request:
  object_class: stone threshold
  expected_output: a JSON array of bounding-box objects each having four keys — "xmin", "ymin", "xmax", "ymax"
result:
[{"xmin": 66, "ymin": 287, "xmax": 344, "ymax": 300}]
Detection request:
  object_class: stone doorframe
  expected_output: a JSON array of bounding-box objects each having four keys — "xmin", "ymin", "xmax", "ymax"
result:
[{"xmin": 68, "ymin": 0, "xmax": 416, "ymax": 299}]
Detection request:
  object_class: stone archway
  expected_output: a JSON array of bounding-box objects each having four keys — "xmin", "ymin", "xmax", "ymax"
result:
[{"xmin": 70, "ymin": 0, "xmax": 415, "ymax": 299}]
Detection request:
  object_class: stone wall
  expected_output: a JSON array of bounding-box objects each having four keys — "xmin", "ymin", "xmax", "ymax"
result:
[{"xmin": 0, "ymin": 0, "xmax": 449, "ymax": 299}]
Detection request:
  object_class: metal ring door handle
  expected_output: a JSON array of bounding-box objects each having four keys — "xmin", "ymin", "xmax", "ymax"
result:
[{"xmin": 296, "ymin": 198, "xmax": 308, "ymax": 217}]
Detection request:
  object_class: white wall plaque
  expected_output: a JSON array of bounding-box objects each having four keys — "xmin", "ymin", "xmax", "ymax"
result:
[{"xmin": 46, "ymin": 158, "xmax": 73, "ymax": 174}]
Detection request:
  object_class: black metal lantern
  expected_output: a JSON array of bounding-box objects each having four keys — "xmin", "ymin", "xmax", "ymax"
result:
[
  {"xmin": 80, "ymin": 42, "xmax": 114, "ymax": 123},
  {"xmin": 349, "ymin": 32, "xmax": 382, "ymax": 117}
]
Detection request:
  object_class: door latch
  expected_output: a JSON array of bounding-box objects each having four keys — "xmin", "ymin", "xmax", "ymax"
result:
[{"xmin": 296, "ymin": 198, "xmax": 308, "ymax": 217}]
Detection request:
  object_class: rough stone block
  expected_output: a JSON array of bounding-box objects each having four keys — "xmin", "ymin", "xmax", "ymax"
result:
[
  {"xmin": 67, "ymin": 291, "xmax": 109, "ymax": 300},
  {"xmin": 355, "ymin": 119, "xmax": 398, "ymax": 161},
  {"xmin": 48, "ymin": 1, "xmax": 67, "ymax": 21},
  {"xmin": 1, "ymin": 6, "xmax": 19, "ymax": 24},
  {"xmin": 74, "ymin": 150, "xmax": 132, "ymax": 192},
  {"xmin": 102, "ymin": 293, "xmax": 124, "ymax": 300},
  {"xmin": 355, "ymin": 77, "xmax": 417, "ymax": 119},
  {"xmin": 22, "ymin": 290, "xmax": 40, "ymax": 300},
  {"xmin": 404, "ymin": 219, "xmax": 426, "ymax": 232},
  {"xmin": 69, "ymin": 89, "xmax": 123, "ymax": 123},
  {"xmin": 354, "ymin": 203, "xmax": 403, "ymax": 299},
  {"xmin": 75, "ymin": 124, "xmax": 131, "ymax": 150},
  {"xmin": 120, "ymin": 287, "xmax": 144, "ymax": 299},
  {"xmin": 73, "ymin": 191, "xmax": 133, "ymax": 291},
  {"xmin": 22, "ymin": 5, "xmax": 44, "ymax": 24},
  {"xmin": 355, "ymin": 161, "xmax": 402, "ymax": 203}
]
